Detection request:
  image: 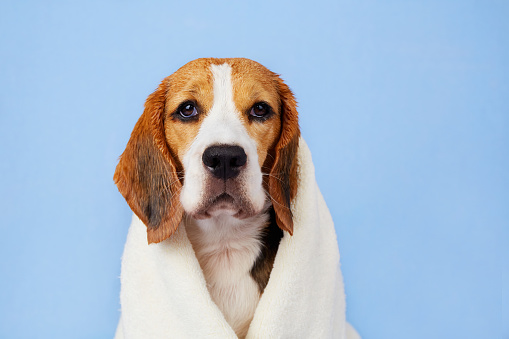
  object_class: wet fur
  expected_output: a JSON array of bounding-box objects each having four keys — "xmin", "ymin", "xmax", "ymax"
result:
[{"xmin": 114, "ymin": 58, "xmax": 299, "ymax": 337}]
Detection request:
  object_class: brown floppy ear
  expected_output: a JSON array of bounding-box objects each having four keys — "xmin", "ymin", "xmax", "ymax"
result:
[
  {"xmin": 269, "ymin": 77, "xmax": 300, "ymax": 235},
  {"xmin": 114, "ymin": 78, "xmax": 184, "ymax": 244}
]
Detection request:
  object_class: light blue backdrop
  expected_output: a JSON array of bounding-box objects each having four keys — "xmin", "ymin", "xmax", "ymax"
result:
[{"xmin": 0, "ymin": 1, "xmax": 507, "ymax": 338}]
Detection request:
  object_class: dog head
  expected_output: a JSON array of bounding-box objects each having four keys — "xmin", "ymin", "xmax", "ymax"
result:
[{"xmin": 114, "ymin": 58, "xmax": 299, "ymax": 243}]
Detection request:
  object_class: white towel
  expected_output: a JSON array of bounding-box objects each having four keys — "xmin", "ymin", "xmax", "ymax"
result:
[{"xmin": 114, "ymin": 138, "xmax": 360, "ymax": 339}]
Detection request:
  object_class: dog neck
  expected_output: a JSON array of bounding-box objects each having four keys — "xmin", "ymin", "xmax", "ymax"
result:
[
  {"xmin": 185, "ymin": 211, "xmax": 270, "ymax": 277},
  {"xmin": 184, "ymin": 207, "xmax": 275, "ymax": 338}
]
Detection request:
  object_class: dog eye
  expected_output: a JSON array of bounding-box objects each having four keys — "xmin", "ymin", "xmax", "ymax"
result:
[
  {"xmin": 250, "ymin": 102, "xmax": 271, "ymax": 119},
  {"xmin": 178, "ymin": 101, "xmax": 198, "ymax": 118}
]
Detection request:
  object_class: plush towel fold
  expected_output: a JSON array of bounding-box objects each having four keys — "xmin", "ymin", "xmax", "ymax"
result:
[{"xmin": 114, "ymin": 138, "xmax": 360, "ymax": 339}]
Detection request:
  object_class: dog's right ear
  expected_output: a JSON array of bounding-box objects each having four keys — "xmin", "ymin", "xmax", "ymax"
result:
[
  {"xmin": 268, "ymin": 77, "xmax": 300, "ymax": 236},
  {"xmin": 114, "ymin": 78, "xmax": 184, "ymax": 244}
]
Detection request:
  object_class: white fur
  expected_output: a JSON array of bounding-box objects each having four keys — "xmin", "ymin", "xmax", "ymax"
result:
[
  {"xmin": 179, "ymin": 63, "xmax": 266, "ymax": 216},
  {"xmin": 185, "ymin": 212, "xmax": 268, "ymax": 338},
  {"xmin": 114, "ymin": 139, "xmax": 361, "ymax": 339},
  {"xmin": 177, "ymin": 63, "xmax": 269, "ymax": 337}
]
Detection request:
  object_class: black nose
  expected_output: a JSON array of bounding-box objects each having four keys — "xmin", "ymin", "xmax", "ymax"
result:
[{"xmin": 202, "ymin": 145, "xmax": 247, "ymax": 180}]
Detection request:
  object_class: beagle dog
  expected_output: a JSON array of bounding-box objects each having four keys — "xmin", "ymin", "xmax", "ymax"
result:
[{"xmin": 114, "ymin": 58, "xmax": 299, "ymax": 338}]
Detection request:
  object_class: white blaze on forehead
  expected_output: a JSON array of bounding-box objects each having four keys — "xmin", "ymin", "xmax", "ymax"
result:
[
  {"xmin": 199, "ymin": 63, "xmax": 248, "ymax": 144},
  {"xmin": 179, "ymin": 63, "xmax": 266, "ymax": 214},
  {"xmin": 211, "ymin": 63, "xmax": 236, "ymax": 118}
]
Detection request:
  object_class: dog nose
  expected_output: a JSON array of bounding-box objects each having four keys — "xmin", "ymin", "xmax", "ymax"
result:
[{"xmin": 202, "ymin": 145, "xmax": 247, "ymax": 180}]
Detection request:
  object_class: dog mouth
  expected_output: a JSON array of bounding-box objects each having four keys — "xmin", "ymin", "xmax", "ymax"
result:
[
  {"xmin": 207, "ymin": 193, "xmax": 237, "ymax": 212},
  {"xmin": 193, "ymin": 193, "xmax": 253, "ymax": 219}
]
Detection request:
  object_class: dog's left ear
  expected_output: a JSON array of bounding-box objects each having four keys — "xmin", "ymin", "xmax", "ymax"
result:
[
  {"xmin": 269, "ymin": 77, "xmax": 300, "ymax": 235},
  {"xmin": 114, "ymin": 78, "xmax": 184, "ymax": 244}
]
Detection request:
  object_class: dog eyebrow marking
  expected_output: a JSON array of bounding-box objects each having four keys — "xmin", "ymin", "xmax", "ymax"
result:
[{"xmin": 181, "ymin": 85, "xmax": 207, "ymax": 96}]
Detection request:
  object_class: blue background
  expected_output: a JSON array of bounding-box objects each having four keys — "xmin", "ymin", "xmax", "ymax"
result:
[{"xmin": 1, "ymin": 1, "xmax": 507, "ymax": 338}]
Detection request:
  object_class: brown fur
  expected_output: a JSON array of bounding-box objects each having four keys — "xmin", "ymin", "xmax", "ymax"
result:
[
  {"xmin": 230, "ymin": 60, "xmax": 283, "ymax": 167},
  {"xmin": 268, "ymin": 78, "xmax": 300, "ymax": 235},
  {"xmin": 113, "ymin": 80, "xmax": 184, "ymax": 244},
  {"xmin": 250, "ymin": 207, "xmax": 284, "ymax": 292},
  {"xmin": 114, "ymin": 58, "xmax": 300, "ymax": 243},
  {"xmin": 164, "ymin": 59, "xmax": 214, "ymax": 161}
]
